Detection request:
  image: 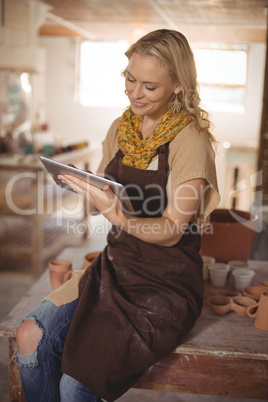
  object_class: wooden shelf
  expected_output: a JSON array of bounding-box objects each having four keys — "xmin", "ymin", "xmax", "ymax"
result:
[
  {"xmin": 0, "ymin": 185, "xmax": 77, "ymax": 218},
  {"xmin": 0, "ymin": 149, "xmax": 92, "ymax": 276},
  {"xmin": 0, "ymin": 216, "xmax": 87, "ymax": 263}
]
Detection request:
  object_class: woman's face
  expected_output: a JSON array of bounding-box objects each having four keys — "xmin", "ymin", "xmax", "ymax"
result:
[{"xmin": 125, "ymin": 52, "xmax": 181, "ymax": 121}]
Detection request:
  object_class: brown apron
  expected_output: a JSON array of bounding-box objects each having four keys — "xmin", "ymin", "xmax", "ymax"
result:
[{"xmin": 62, "ymin": 144, "xmax": 204, "ymax": 401}]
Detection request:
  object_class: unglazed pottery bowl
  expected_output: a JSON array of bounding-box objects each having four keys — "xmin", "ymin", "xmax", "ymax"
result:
[
  {"xmin": 258, "ymin": 281, "xmax": 268, "ymax": 292},
  {"xmin": 231, "ymin": 296, "xmax": 256, "ymax": 316},
  {"xmin": 218, "ymin": 289, "xmax": 241, "ymax": 297},
  {"xmin": 243, "ymin": 286, "xmax": 263, "ymax": 301},
  {"xmin": 207, "ymin": 295, "xmax": 232, "ymax": 315},
  {"xmin": 207, "ymin": 294, "xmax": 256, "ymax": 316}
]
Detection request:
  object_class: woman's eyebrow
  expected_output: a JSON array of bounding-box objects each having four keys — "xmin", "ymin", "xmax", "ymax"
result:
[{"xmin": 126, "ymin": 69, "xmax": 159, "ymax": 85}]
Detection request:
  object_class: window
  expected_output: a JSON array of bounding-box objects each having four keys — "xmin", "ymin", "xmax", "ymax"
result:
[
  {"xmin": 192, "ymin": 44, "xmax": 248, "ymax": 113},
  {"xmin": 78, "ymin": 40, "xmax": 248, "ymax": 113},
  {"xmin": 79, "ymin": 40, "xmax": 129, "ymax": 108}
]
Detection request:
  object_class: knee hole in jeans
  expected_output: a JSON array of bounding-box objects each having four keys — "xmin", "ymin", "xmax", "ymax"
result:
[{"xmin": 16, "ymin": 319, "xmax": 43, "ymax": 355}]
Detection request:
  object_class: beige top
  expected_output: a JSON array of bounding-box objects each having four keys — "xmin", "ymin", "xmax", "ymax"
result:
[
  {"xmin": 102, "ymin": 117, "xmax": 220, "ymax": 226},
  {"xmin": 45, "ymin": 270, "xmax": 84, "ymax": 306},
  {"xmin": 46, "ymin": 118, "xmax": 220, "ymax": 306}
]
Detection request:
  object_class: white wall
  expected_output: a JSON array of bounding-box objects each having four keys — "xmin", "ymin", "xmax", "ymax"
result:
[{"xmin": 37, "ymin": 36, "xmax": 266, "ymax": 202}]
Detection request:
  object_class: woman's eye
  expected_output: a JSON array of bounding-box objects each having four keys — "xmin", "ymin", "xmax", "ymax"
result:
[
  {"xmin": 146, "ymin": 87, "xmax": 156, "ymax": 91},
  {"xmin": 127, "ymin": 77, "xmax": 135, "ymax": 83}
]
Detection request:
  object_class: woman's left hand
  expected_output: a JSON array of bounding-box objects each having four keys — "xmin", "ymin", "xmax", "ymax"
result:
[{"xmin": 58, "ymin": 174, "xmax": 125, "ymax": 225}]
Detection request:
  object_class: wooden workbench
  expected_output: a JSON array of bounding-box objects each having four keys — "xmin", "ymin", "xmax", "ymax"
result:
[{"xmin": 0, "ymin": 247, "xmax": 268, "ymax": 401}]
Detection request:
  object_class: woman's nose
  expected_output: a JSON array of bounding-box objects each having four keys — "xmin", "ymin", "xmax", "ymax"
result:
[{"xmin": 131, "ymin": 83, "xmax": 143, "ymax": 99}]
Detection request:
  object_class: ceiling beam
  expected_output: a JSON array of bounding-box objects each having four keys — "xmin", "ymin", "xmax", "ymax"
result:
[
  {"xmin": 39, "ymin": 21, "xmax": 267, "ymax": 43},
  {"xmin": 46, "ymin": 11, "xmax": 96, "ymax": 40},
  {"xmin": 147, "ymin": 0, "xmax": 178, "ymax": 30}
]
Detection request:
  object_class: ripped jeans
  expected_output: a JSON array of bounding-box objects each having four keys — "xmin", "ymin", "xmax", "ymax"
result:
[{"xmin": 15, "ymin": 299, "xmax": 102, "ymax": 402}]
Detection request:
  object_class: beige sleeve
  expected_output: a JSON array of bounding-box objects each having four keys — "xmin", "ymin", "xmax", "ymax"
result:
[
  {"xmin": 100, "ymin": 117, "xmax": 120, "ymax": 169},
  {"xmin": 45, "ymin": 270, "xmax": 85, "ymax": 306},
  {"xmin": 167, "ymin": 124, "xmax": 220, "ymax": 226}
]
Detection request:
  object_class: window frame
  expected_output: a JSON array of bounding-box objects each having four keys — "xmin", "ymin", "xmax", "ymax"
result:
[{"xmin": 192, "ymin": 43, "xmax": 249, "ymax": 113}]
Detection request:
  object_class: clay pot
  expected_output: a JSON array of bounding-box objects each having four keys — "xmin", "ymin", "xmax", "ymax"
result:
[
  {"xmin": 49, "ymin": 259, "xmax": 72, "ymax": 290},
  {"xmin": 207, "ymin": 295, "xmax": 231, "ymax": 315},
  {"xmin": 258, "ymin": 281, "xmax": 268, "ymax": 292},
  {"xmin": 247, "ymin": 291, "xmax": 268, "ymax": 331},
  {"xmin": 200, "ymin": 209, "xmax": 258, "ymax": 263},
  {"xmin": 232, "ymin": 296, "xmax": 256, "ymax": 316},
  {"xmin": 207, "ymin": 294, "xmax": 256, "ymax": 316},
  {"xmin": 82, "ymin": 251, "xmax": 101, "ymax": 269},
  {"xmin": 219, "ymin": 289, "xmax": 241, "ymax": 297},
  {"xmin": 243, "ymin": 286, "xmax": 263, "ymax": 301}
]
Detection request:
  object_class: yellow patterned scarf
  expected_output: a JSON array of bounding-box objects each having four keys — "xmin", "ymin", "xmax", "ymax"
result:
[{"xmin": 118, "ymin": 108, "xmax": 191, "ymax": 169}]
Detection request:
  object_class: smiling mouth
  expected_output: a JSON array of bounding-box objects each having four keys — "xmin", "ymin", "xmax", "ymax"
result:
[{"xmin": 131, "ymin": 99, "xmax": 147, "ymax": 108}]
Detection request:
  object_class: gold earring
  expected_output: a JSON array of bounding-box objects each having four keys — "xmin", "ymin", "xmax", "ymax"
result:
[{"xmin": 169, "ymin": 94, "xmax": 182, "ymax": 115}]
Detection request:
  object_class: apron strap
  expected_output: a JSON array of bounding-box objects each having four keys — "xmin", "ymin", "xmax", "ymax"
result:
[
  {"xmin": 115, "ymin": 143, "xmax": 170, "ymax": 173},
  {"xmin": 158, "ymin": 142, "xmax": 170, "ymax": 174}
]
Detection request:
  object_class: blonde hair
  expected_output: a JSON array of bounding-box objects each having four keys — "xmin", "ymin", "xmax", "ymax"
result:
[{"xmin": 124, "ymin": 29, "xmax": 216, "ymax": 143}]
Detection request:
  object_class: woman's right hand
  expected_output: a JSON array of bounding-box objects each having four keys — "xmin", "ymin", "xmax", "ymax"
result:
[{"xmin": 67, "ymin": 164, "xmax": 99, "ymax": 215}]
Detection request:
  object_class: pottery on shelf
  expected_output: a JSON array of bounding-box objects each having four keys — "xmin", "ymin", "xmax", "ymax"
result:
[
  {"xmin": 200, "ymin": 209, "xmax": 258, "ymax": 263},
  {"xmin": 49, "ymin": 259, "xmax": 72, "ymax": 290},
  {"xmin": 247, "ymin": 291, "xmax": 268, "ymax": 331},
  {"xmin": 82, "ymin": 251, "xmax": 102, "ymax": 269}
]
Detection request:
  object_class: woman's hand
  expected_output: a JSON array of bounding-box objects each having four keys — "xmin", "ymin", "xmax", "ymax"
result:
[
  {"xmin": 58, "ymin": 174, "xmax": 126, "ymax": 225},
  {"xmin": 58, "ymin": 173, "xmax": 207, "ymax": 247}
]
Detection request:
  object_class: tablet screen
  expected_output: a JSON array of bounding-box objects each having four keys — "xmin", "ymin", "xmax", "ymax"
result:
[{"xmin": 39, "ymin": 156, "xmax": 134, "ymax": 213}]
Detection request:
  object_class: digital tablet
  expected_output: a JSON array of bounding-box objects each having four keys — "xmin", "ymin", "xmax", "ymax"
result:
[{"xmin": 39, "ymin": 155, "xmax": 134, "ymax": 213}]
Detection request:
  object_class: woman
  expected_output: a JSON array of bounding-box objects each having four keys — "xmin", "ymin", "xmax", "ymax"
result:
[{"xmin": 16, "ymin": 29, "xmax": 220, "ymax": 401}]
